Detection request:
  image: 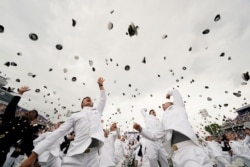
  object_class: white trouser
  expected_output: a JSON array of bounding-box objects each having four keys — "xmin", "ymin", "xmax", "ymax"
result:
[
  {"xmin": 3, "ymin": 147, "xmax": 15, "ymax": 167},
  {"xmin": 44, "ymin": 153, "xmax": 62, "ymax": 167},
  {"xmin": 243, "ymin": 158, "xmax": 250, "ymax": 167},
  {"xmin": 61, "ymin": 148, "xmax": 99, "ymax": 167},
  {"xmin": 3, "ymin": 157, "xmax": 15, "ymax": 167},
  {"xmin": 221, "ymin": 151, "xmax": 232, "ymax": 164},
  {"xmin": 143, "ymin": 140, "xmax": 169, "ymax": 167},
  {"xmin": 12, "ymin": 155, "xmax": 26, "ymax": 167},
  {"xmin": 172, "ymin": 141, "xmax": 212, "ymax": 167},
  {"xmin": 216, "ymin": 156, "xmax": 230, "ymax": 167}
]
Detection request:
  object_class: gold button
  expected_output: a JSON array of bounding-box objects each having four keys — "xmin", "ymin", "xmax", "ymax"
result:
[
  {"xmin": 172, "ymin": 145, "xmax": 178, "ymax": 151},
  {"xmin": 0, "ymin": 134, "xmax": 5, "ymax": 139},
  {"xmin": 84, "ymin": 148, "xmax": 90, "ymax": 153}
]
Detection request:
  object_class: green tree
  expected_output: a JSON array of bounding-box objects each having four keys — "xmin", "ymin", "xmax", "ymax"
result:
[{"xmin": 204, "ymin": 123, "xmax": 221, "ymax": 136}]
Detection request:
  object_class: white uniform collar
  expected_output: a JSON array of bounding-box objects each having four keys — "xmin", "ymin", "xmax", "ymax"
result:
[{"xmin": 166, "ymin": 105, "xmax": 173, "ymax": 111}]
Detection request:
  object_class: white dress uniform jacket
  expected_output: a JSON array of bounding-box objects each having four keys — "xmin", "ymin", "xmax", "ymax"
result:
[
  {"xmin": 141, "ymin": 89, "xmax": 200, "ymax": 154},
  {"xmin": 206, "ymin": 140, "xmax": 230, "ymax": 167},
  {"xmin": 34, "ymin": 131, "xmax": 64, "ymax": 157},
  {"xmin": 33, "ymin": 90, "xmax": 106, "ymax": 157},
  {"xmin": 140, "ymin": 108, "xmax": 169, "ymax": 167},
  {"xmin": 99, "ymin": 130, "xmax": 117, "ymax": 167},
  {"xmin": 229, "ymin": 140, "xmax": 250, "ymax": 167},
  {"xmin": 140, "ymin": 89, "xmax": 212, "ymax": 167},
  {"xmin": 114, "ymin": 138, "xmax": 128, "ymax": 165},
  {"xmin": 244, "ymin": 135, "xmax": 250, "ymax": 148},
  {"xmin": 33, "ymin": 131, "xmax": 65, "ymax": 167}
]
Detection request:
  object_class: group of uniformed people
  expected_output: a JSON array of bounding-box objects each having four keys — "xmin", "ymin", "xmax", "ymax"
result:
[{"xmin": 1, "ymin": 77, "xmax": 250, "ymax": 167}]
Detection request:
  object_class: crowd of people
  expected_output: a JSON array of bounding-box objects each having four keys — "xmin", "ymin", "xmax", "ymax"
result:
[{"xmin": 0, "ymin": 77, "xmax": 250, "ymax": 167}]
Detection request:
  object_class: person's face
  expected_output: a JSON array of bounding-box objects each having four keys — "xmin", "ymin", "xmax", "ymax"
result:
[
  {"xmin": 110, "ymin": 123, "xmax": 117, "ymax": 131},
  {"xmin": 225, "ymin": 132, "xmax": 235, "ymax": 141},
  {"xmin": 206, "ymin": 136, "xmax": 213, "ymax": 141},
  {"xmin": 245, "ymin": 128, "xmax": 250, "ymax": 136},
  {"xmin": 26, "ymin": 110, "xmax": 37, "ymax": 121},
  {"xmin": 216, "ymin": 137, "xmax": 222, "ymax": 143},
  {"xmin": 149, "ymin": 110, "xmax": 156, "ymax": 116},
  {"xmin": 162, "ymin": 102, "xmax": 172, "ymax": 111},
  {"xmin": 81, "ymin": 97, "xmax": 93, "ymax": 108}
]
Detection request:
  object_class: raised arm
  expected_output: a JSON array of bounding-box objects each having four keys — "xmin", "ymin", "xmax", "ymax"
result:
[
  {"xmin": 20, "ymin": 117, "xmax": 74, "ymax": 167},
  {"xmin": 140, "ymin": 108, "xmax": 147, "ymax": 118},
  {"xmin": 96, "ymin": 77, "xmax": 106, "ymax": 113},
  {"xmin": 166, "ymin": 89, "xmax": 184, "ymax": 107},
  {"xmin": 18, "ymin": 86, "xmax": 31, "ymax": 95},
  {"xmin": 3, "ymin": 86, "xmax": 30, "ymax": 123},
  {"xmin": 133, "ymin": 122, "xmax": 165, "ymax": 141}
]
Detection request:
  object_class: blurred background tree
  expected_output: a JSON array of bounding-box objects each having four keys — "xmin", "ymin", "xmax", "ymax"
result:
[{"xmin": 205, "ymin": 123, "xmax": 221, "ymax": 136}]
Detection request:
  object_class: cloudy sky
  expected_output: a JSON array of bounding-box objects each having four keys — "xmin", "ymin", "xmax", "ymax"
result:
[{"xmin": 0, "ymin": 0, "xmax": 250, "ymax": 135}]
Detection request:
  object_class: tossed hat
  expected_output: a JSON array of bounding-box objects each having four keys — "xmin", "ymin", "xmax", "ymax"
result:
[
  {"xmin": 242, "ymin": 71, "xmax": 249, "ymax": 81},
  {"xmin": 29, "ymin": 33, "xmax": 38, "ymax": 41},
  {"xmin": 244, "ymin": 122, "xmax": 250, "ymax": 129},
  {"xmin": 127, "ymin": 22, "xmax": 138, "ymax": 36},
  {"xmin": 0, "ymin": 25, "xmax": 4, "ymax": 33}
]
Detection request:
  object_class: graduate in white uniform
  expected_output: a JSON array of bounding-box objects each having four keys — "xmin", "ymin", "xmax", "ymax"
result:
[
  {"xmin": 33, "ymin": 121, "xmax": 65, "ymax": 167},
  {"xmin": 220, "ymin": 135, "xmax": 233, "ymax": 164},
  {"xmin": 20, "ymin": 77, "xmax": 106, "ymax": 167},
  {"xmin": 130, "ymin": 135, "xmax": 144, "ymax": 167},
  {"xmin": 99, "ymin": 123, "xmax": 118, "ymax": 167},
  {"xmin": 205, "ymin": 136, "xmax": 230, "ymax": 167},
  {"xmin": 120, "ymin": 135, "xmax": 131, "ymax": 167},
  {"xmin": 140, "ymin": 108, "xmax": 170, "ymax": 167},
  {"xmin": 133, "ymin": 88, "xmax": 212, "ymax": 167},
  {"xmin": 225, "ymin": 131, "xmax": 250, "ymax": 167},
  {"xmin": 243, "ymin": 122, "xmax": 250, "ymax": 148},
  {"xmin": 114, "ymin": 135, "xmax": 129, "ymax": 166},
  {"xmin": 198, "ymin": 138, "xmax": 216, "ymax": 166}
]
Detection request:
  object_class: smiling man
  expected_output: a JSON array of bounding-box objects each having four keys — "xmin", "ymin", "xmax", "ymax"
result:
[{"xmin": 20, "ymin": 77, "xmax": 106, "ymax": 167}]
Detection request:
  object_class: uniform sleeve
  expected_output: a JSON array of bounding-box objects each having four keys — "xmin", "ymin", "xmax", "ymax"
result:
[
  {"xmin": 33, "ymin": 117, "xmax": 74, "ymax": 155},
  {"xmin": 230, "ymin": 142, "xmax": 250, "ymax": 160},
  {"xmin": 141, "ymin": 128, "xmax": 166, "ymax": 141},
  {"xmin": 23, "ymin": 127, "xmax": 35, "ymax": 157},
  {"xmin": 2, "ymin": 96, "xmax": 21, "ymax": 123},
  {"xmin": 96, "ymin": 90, "xmax": 106, "ymax": 113},
  {"xmin": 140, "ymin": 108, "xmax": 147, "ymax": 118},
  {"xmin": 33, "ymin": 132, "xmax": 48, "ymax": 146},
  {"xmin": 243, "ymin": 135, "xmax": 250, "ymax": 145},
  {"xmin": 167, "ymin": 89, "xmax": 184, "ymax": 107},
  {"xmin": 130, "ymin": 141, "xmax": 140, "ymax": 150}
]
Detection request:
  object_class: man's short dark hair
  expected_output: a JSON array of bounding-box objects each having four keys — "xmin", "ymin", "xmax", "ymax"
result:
[
  {"xmin": 31, "ymin": 109, "xmax": 39, "ymax": 119},
  {"xmin": 82, "ymin": 96, "xmax": 91, "ymax": 101},
  {"xmin": 149, "ymin": 109, "xmax": 155, "ymax": 114}
]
